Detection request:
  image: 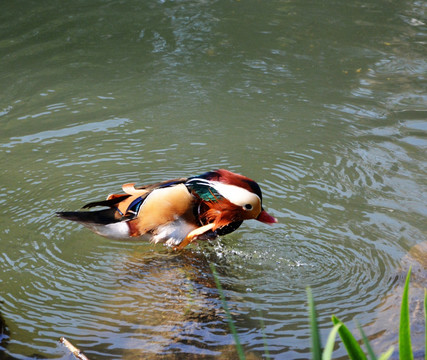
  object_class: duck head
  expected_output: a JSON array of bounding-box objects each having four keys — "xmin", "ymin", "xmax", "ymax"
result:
[{"xmin": 187, "ymin": 169, "xmax": 278, "ymax": 229}]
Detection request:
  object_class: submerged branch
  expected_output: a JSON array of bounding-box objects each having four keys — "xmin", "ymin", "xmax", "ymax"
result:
[{"xmin": 59, "ymin": 337, "xmax": 90, "ymax": 360}]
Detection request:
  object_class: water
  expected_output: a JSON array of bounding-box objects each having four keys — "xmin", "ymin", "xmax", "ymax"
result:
[{"xmin": 1, "ymin": 0, "xmax": 426, "ymax": 358}]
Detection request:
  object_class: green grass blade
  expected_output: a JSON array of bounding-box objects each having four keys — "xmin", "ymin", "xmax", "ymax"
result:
[
  {"xmin": 322, "ymin": 323, "xmax": 341, "ymax": 360},
  {"xmin": 357, "ymin": 321, "xmax": 377, "ymax": 360},
  {"xmin": 377, "ymin": 346, "xmax": 394, "ymax": 360},
  {"xmin": 332, "ymin": 316, "xmax": 367, "ymax": 360},
  {"xmin": 424, "ymin": 288, "xmax": 426, "ymax": 360},
  {"xmin": 307, "ymin": 287, "xmax": 322, "ymax": 360},
  {"xmin": 399, "ymin": 267, "xmax": 413, "ymax": 360},
  {"xmin": 209, "ymin": 263, "xmax": 245, "ymax": 360},
  {"xmin": 257, "ymin": 310, "xmax": 271, "ymax": 359}
]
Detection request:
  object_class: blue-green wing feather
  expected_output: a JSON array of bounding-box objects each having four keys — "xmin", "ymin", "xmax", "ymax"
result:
[{"xmin": 185, "ymin": 178, "xmax": 222, "ymax": 202}]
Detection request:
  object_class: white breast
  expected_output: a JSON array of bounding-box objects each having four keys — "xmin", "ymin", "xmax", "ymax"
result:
[{"xmin": 151, "ymin": 218, "xmax": 198, "ymax": 246}]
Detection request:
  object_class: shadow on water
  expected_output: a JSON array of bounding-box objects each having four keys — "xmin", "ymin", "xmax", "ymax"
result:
[
  {"xmin": 0, "ymin": 311, "xmax": 20, "ymax": 360},
  {"xmin": 78, "ymin": 246, "xmax": 256, "ymax": 360},
  {"xmin": 0, "ymin": 243, "xmax": 260, "ymax": 360},
  {"xmin": 0, "ymin": 311, "xmax": 10, "ymax": 354},
  {"xmin": 0, "ymin": 237, "xmax": 425, "ymax": 359}
]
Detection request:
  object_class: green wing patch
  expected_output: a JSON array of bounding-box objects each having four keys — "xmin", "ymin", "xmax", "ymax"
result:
[{"xmin": 186, "ymin": 178, "xmax": 222, "ymax": 202}]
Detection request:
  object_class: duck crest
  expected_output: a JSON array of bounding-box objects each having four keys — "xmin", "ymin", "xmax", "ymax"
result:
[{"xmin": 195, "ymin": 169, "xmax": 263, "ymax": 200}]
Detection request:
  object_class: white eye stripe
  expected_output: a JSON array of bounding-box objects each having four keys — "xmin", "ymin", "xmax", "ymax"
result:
[{"xmin": 211, "ymin": 182, "xmax": 260, "ymax": 207}]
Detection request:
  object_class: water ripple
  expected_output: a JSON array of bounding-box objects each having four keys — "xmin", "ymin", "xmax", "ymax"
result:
[{"xmin": 1, "ymin": 118, "xmax": 130, "ymax": 149}]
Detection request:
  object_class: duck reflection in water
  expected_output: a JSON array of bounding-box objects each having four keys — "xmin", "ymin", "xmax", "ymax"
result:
[{"xmin": 95, "ymin": 246, "xmax": 251, "ymax": 359}]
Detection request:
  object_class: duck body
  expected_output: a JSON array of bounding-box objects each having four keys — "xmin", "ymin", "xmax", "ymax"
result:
[{"xmin": 57, "ymin": 169, "xmax": 277, "ymax": 249}]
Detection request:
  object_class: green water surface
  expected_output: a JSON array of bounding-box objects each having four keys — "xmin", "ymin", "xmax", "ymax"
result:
[{"xmin": 1, "ymin": 0, "xmax": 426, "ymax": 359}]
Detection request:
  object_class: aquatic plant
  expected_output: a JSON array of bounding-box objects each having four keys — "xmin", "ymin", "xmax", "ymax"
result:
[
  {"xmin": 307, "ymin": 267, "xmax": 423, "ymax": 360},
  {"xmin": 210, "ymin": 263, "xmax": 245, "ymax": 360},
  {"xmin": 59, "ymin": 266, "xmax": 426, "ymax": 359},
  {"xmin": 211, "ymin": 264, "xmax": 426, "ymax": 360}
]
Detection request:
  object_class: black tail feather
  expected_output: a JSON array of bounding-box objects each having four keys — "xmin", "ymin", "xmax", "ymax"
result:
[
  {"xmin": 82, "ymin": 194, "xmax": 130, "ymax": 209},
  {"xmin": 56, "ymin": 208, "xmax": 120, "ymax": 225}
]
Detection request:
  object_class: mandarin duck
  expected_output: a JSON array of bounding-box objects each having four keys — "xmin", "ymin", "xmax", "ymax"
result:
[{"xmin": 57, "ymin": 169, "xmax": 277, "ymax": 249}]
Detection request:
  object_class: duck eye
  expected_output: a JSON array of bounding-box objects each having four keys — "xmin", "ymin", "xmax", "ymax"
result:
[{"xmin": 244, "ymin": 204, "xmax": 253, "ymax": 210}]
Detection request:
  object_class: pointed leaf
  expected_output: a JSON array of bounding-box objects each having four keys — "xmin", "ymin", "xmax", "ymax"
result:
[
  {"xmin": 399, "ymin": 268, "xmax": 413, "ymax": 360},
  {"xmin": 322, "ymin": 323, "xmax": 341, "ymax": 360},
  {"xmin": 332, "ymin": 316, "xmax": 367, "ymax": 360},
  {"xmin": 377, "ymin": 346, "xmax": 394, "ymax": 360},
  {"xmin": 424, "ymin": 288, "xmax": 426, "ymax": 360},
  {"xmin": 357, "ymin": 321, "xmax": 377, "ymax": 360}
]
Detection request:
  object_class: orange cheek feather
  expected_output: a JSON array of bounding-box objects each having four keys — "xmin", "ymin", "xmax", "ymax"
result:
[{"xmin": 203, "ymin": 201, "xmax": 243, "ymax": 230}]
